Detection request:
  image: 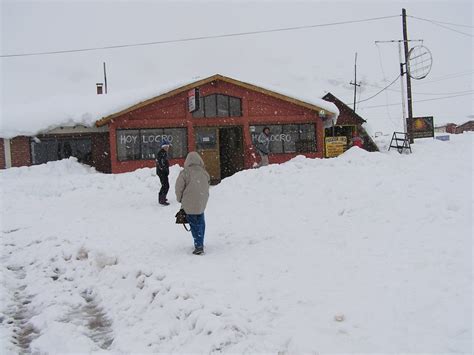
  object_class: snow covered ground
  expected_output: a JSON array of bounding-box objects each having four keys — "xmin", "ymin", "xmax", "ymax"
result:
[{"xmin": 0, "ymin": 133, "xmax": 472, "ymax": 353}]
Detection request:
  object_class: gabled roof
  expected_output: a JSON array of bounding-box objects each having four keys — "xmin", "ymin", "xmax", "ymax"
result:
[
  {"xmin": 322, "ymin": 92, "xmax": 366, "ymax": 125},
  {"xmin": 96, "ymin": 74, "xmax": 337, "ymax": 127}
]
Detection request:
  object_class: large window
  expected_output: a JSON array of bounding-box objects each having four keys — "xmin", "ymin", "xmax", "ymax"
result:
[
  {"xmin": 193, "ymin": 94, "xmax": 242, "ymax": 118},
  {"xmin": 250, "ymin": 124, "xmax": 316, "ymax": 153},
  {"xmin": 31, "ymin": 137, "xmax": 92, "ymax": 165},
  {"xmin": 116, "ymin": 128, "xmax": 187, "ymax": 161}
]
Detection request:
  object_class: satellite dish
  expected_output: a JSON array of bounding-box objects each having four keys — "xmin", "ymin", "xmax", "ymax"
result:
[{"xmin": 407, "ymin": 45, "xmax": 433, "ymax": 80}]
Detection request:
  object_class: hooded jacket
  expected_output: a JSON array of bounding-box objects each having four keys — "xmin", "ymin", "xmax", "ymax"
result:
[
  {"xmin": 256, "ymin": 131, "xmax": 270, "ymax": 155},
  {"xmin": 175, "ymin": 152, "xmax": 210, "ymax": 215}
]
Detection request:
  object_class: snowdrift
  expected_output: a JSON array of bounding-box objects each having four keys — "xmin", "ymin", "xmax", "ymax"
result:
[{"xmin": 1, "ymin": 134, "xmax": 472, "ymax": 353}]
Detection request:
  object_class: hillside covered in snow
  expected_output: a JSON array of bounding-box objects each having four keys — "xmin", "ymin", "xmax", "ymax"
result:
[{"xmin": 0, "ymin": 133, "xmax": 472, "ymax": 353}]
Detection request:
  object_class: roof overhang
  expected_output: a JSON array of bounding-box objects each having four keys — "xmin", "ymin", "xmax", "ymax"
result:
[{"xmin": 96, "ymin": 74, "xmax": 337, "ymax": 127}]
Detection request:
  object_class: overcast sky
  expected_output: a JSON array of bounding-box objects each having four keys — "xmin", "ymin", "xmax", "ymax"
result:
[{"xmin": 1, "ymin": 0, "xmax": 472, "ymax": 136}]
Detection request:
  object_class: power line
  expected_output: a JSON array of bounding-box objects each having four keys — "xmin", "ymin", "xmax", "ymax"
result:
[
  {"xmin": 0, "ymin": 15, "xmax": 400, "ymax": 58},
  {"xmin": 409, "ymin": 15, "xmax": 473, "ymax": 37},
  {"xmin": 355, "ymin": 75, "xmax": 400, "ymax": 104},
  {"xmin": 408, "ymin": 15, "xmax": 474, "ymax": 28},
  {"xmin": 414, "ymin": 70, "xmax": 474, "ymax": 86},
  {"xmin": 358, "ymin": 91, "xmax": 473, "ymax": 109},
  {"xmin": 364, "ymin": 81, "xmax": 473, "ymax": 96}
]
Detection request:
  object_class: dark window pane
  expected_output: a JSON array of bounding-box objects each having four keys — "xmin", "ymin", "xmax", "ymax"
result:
[
  {"xmin": 196, "ymin": 129, "xmax": 217, "ymax": 150},
  {"xmin": 117, "ymin": 129, "xmax": 140, "ymax": 161},
  {"xmin": 164, "ymin": 128, "xmax": 187, "ymax": 158},
  {"xmin": 204, "ymin": 95, "xmax": 217, "ymax": 117},
  {"xmin": 229, "ymin": 97, "xmax": 242, "ymax": 117},
  {"xmin": 217, "ymin": 94, "xmax": 229, "ymax": 117},
  {"xmin": 140, "ymin": 129, "xmax": 164, "ymax": 160},
  {"xmin": 192, "ymin": 97, "xmax": 204, "ymax": 118},
  {"xmin": 31, "ymin": 139, "xmax": 58, "ymax": 164},
  {"xmin": 297, "ymin": 124, "xmax": 316, "ymax": 152},
  {"xmin": 282, "ymin": 125, "xmax": 298, "ymax": 153},
  {"xmin": 250, "ymin": 125, "xmax": 283, "ymax": 154},
  {"xmin": 268, "ymin": 125, "xmax": 283, "ymax": 153}
]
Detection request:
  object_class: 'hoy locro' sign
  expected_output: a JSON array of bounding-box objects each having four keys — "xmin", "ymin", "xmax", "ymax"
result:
[{"xmin": 120, "ymin": 134, "xmax": 173, "ymax": 145}]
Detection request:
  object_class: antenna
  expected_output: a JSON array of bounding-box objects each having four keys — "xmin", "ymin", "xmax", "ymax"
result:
[
  {"xmin": 103, "ymin": 62, "xmax": 108, "ymax": 94},
  {"xmin": 349, "ymin": 52, "xmax": 361, "ymax": 112}
]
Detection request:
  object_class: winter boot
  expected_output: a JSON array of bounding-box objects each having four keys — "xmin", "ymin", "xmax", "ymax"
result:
[
  {"xmin": 159, "ymin": 196, "xmax": 170, "ymax": 206},
  {"xmin": 192, "ymin": 247, "xmax": 204, "ymax": 255}
]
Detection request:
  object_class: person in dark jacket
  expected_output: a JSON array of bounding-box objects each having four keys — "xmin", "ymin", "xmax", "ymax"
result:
[
  {"xmin": 255, "ymin": 126, "xmax": 271, "ymax": 167},
  {"xmin": 156, "ymin": 139, "xmax": 171, "ymax": 206}
]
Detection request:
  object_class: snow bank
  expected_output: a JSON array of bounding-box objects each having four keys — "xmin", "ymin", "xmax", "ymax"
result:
[{"xmin": 0, "ymin": 133, "xmax": 472, "ymax": 353}]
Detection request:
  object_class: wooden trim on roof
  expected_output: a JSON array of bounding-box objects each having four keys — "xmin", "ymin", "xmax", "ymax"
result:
[
  {"xmin": 322, "ymin": 92, "xmax": 366, "ymax": 124},
  {"xmin": 96, "ymin": 74, "xmax": 335, "ymax": 127}
]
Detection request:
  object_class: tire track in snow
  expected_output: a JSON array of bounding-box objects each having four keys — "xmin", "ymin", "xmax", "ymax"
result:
[{"xmin": 3, "ymin": 265, "xmax": 40, "ymax": 354}]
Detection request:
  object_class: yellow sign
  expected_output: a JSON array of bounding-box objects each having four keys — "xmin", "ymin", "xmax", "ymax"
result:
[{"xmin": 325, "ymin": 136, "xmax": 347, "ymax": 158}]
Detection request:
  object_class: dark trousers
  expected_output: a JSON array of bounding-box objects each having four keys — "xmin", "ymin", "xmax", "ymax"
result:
[
  {"xmin": 186, "ymin": 213, "xmax": 205, "ymax": 249},
  {"xmin": 158, "ymin": 173, "xmax": 169, "ymax": 203}
]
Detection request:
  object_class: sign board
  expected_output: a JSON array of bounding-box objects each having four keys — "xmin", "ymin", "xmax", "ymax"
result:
[
  {"xmin": 188, "ymin": 88, "xmax": 200, "ymax": 113},
  {"xmin": 409, "ymin": 116, "xmax": 434, "ymax": 139},
  {"xmin": 325, "ymin": 136, "xmax": 347, "ymax": 158}
]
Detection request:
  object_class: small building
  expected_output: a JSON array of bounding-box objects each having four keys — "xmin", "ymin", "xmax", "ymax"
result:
[
  {"xmin": 454, "ymin": 120, "xmax": 474, "ymax": 134},
  {"xmin": 94, "ymin": 74, "xmax": 337, "ymax": 181},
  {"xmin": 0, "ymin": 126, "xmax": 110, "ymax": 172},
  {"xmin": 321, "ymin": 93, "xmax": 379, "ymax": 157}
]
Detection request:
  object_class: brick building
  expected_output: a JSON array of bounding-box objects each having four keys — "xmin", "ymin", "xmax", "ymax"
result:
[{"xmin": 1, "ymin": 74, "xmax": 340, "ymax": 181}]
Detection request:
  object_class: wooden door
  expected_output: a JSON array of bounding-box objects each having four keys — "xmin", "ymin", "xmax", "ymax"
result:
[{"xmin": 194, "ymin": 127, "xmax": 220, "ymax": 182}]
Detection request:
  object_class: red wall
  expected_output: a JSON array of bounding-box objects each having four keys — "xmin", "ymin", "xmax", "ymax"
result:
[
  {"xmin": 91, "ymin": 133, "xmax": 112, "ymax": 173},
  {"xmin": 11, "ymin": 136, "xmax": 31, "ymax": 167},
  {"xmin": 0, "ymin": 139, "xmax": 5, "ymax": 169},
  {"xmin": 108, "ymin": 80, "xmax": 324, "ymax": 173}
]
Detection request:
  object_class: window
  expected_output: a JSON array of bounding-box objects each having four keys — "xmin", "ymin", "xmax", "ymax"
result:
[
  {"xmin": 250, "ymin": 124, "xmax": 316, "ymax": 153},
  {"xmin": 193, "ymin": 94, "xmax": 242, "ymax": 118},
  {"xmin": 31, "ymin": 137, "xmax": 92, "ymax": 165},
  {"xmin": 204, "ymin": 95, "xmax": 217, "ymax": 117},
  {"xmin": 116, "ymin": 128, "xmax": 187, "ymax": 161}
]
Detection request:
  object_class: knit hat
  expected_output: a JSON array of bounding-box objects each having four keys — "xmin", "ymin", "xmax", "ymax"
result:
[{"xmin": 161, "ymin": 139, "xmax": 171, "ymax": 148}]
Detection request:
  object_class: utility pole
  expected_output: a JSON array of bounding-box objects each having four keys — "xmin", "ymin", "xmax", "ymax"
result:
[
  {"xmin": 349, "ymin": 52, "xmax": 361, "ymax": 112},
  {"xmin": 103, "ymin": 62, "xmax": 108, "ymax": 94},
  {"xmin": 402, "ymin": 8, "xmax": 414, "ymax": 143}
]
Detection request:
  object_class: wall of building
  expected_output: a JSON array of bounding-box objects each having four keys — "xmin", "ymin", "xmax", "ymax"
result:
[
  {"xmin": 107, "ymin": 79, "xmax": 323, "ymax": 174},
  {"xmin": 0, "ymin": 139, "xmax": 5, "ymax": 169},
  {"xmin": 11, "ymin": 136, "xmax": 32, "ymax": 167},
  {"xmin": 455, "ymin": 121, "xmax": 474, "ymax": 134},
  {"xmin": 91, "ymin": 132, "xmax": 112, "ymax": 173}
]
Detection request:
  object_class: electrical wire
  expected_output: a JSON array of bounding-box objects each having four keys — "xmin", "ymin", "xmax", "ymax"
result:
[
  {"xmin": 375, "ymin": 42, "xmax": 398, "ymax": 128},
  {"xmin": 408, "ymin": 15, "xmax": 474, "ymax": 28},
  {"xmin": 355, "ymin": 75, "xmax": 400, "ymax": 104},
  {"xmin": 358, "ymin": 91, "xmax": 473, "ymax": 109},
  {"xmin": 0, "ymin": 15, "xmax": 400, "ymax": 58},
  {"xmin": 364, "ymin": 81, "xmax": 473, "ymax": 96},
  {"xmin": 409, "ymin": 15, "xmax": 473, "ymax": 37}
]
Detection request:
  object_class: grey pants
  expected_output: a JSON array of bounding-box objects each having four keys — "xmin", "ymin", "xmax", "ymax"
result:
[{"xmin": 258, "ymin": 151, "xmax": 269, "ymax": 167}]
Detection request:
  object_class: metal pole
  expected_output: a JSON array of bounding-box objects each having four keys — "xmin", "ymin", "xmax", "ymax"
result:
[
  {"xmin": 402, "ymin": 8, "xmax": 414, "ymax": 142},
  {"xmin": 103, "ymin": 62, "xmax": 108, "ymax": 94},
  {"xmin": 350, "ymin": 52, "xmax": 361, "ymax": 112},
  {"xmin": 353, "ymin": 52, "xmax": 357, "ymax": 111},
  {"xmin": 398, "ymin": 41, "xmax": 407, "ymax": 134}
]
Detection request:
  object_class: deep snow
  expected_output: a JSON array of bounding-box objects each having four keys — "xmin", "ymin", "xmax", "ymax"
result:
[{"xmin": 0, "ymin": 133, "xmax": 472, "ymax": 353}]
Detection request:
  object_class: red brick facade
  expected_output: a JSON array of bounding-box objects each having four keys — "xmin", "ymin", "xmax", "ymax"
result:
[
  {"xmin": 0, "ymin": 139, "xmax": 5, "ymax": 169},
  {"xmin": 100, "ymin": 76, "xmax": 331, "ymax": 174},
  {"xmin": 11, "ymin": 136, "xmax": 32, "ymax": 167},
  {"xmin": 91, "ymin": 133, "xmax": 111, "ymax": 173}
]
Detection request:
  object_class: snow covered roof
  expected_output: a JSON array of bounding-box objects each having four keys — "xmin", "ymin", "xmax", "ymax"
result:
[
  {"xmin": 0, "ymin": 74, "xmax": 338, "ymax": 139},
  {"xmin": 96, "ymin": 74, "xmax": 339, "ymax": 127}
]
